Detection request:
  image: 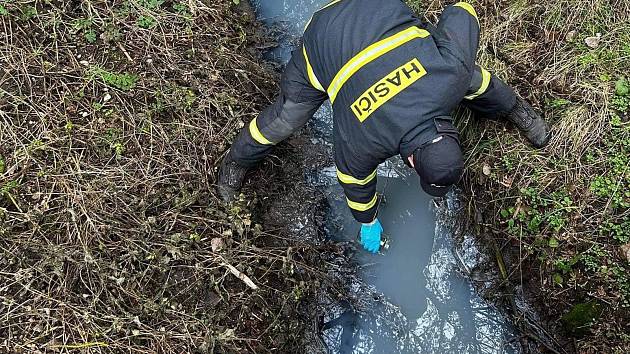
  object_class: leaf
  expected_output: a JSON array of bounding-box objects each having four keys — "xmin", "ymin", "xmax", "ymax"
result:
[
  {"xmin": 584, "ymin": 34, "xmax": 601, "ymax": 49},
  {"xmin": 233, "ymin": 0, "xmax": 240, "ymax": 4},
  {"xmin": 211, "ymin": 237, "xmax": 225, "ymax": 252},
  {"xmin": 482, "ymin": 164, "xmax": 491, "ymax": 176},
  {"xmin": 615, "ymin": 78, "xmax": 629, "ymax": 96},
  {"xmin": 548, "ymin": 237, "xmax": 560, "ymax": 248},
  {"xmin": 553, "ymin": 273, "xmax": 563, "ymax": 285}
]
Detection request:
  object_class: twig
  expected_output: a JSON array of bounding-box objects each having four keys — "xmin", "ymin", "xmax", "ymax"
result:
[{"xmin": 222, "ymin": 259, "xmax": 259, "ymax": 290}]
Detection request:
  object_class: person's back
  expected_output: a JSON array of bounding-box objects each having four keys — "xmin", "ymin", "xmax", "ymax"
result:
[{"xmin": 302, "ymin": 0, "xmax": 469, "ymax": 164}]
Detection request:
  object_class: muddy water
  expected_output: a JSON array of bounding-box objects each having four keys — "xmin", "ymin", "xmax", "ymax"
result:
[{"xmin": 250, "ymin": 1, "xmax": 520, "ymax": 353}]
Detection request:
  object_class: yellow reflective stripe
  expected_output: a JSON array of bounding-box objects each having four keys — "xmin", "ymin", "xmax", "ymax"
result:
[
  {"xmin": 249, "ymin": 117, "xmax": 274, "ymax": 145},
  {"xmin": 337, "ymin": 169, "xmax": 377, "ymax": 185},
  {"xmin": 304, "ymin": 0, "xmax": 344, "ymax": 31},
  {"xmin": 327, "ymin": 26, "xmax": 430, "ymax": 104},
  {"xmin": 303, "ymin": 46, "xmax": 325, "ymax": 92},
  {"xmin": 304, "ymin": 17, "xmax": 313, "ymax": 31},
  {"xmin": 464, "ymin": 67, "xmax": 491, "ymax": 100},
  {"xmin": 321, "ymin": 0, "xmax": 344, "ymax": 11},
  {"xmin": 347, "ymin": 194, "xmax": 378, "ymax": 212},
  {"xmin": 454, "ymin": 2, "xmax": 480, "ymax": 26}
]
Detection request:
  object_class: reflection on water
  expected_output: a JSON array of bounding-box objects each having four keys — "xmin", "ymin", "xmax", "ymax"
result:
[
  {"xmin": 314, "ymin": 165, "xmax": 518, "ymax": 354},
  {"xmin": 250, "ymin": 0, "xmax": 520, "ymax": 352}
]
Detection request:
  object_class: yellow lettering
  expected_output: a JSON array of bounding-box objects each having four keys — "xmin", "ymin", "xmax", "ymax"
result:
[{"xmin": 351, "ymin": 58, "xmax": 427, "ymax": 122}]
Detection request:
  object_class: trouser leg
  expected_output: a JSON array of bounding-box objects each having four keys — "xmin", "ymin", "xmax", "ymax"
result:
[
  {"xmin": 462, "ymin": 66, "xmax": 517, "ymax": 118},
  {"xmin": 228, "ymin": 47, "xmax": 327, "ymax": 168},
  {"xmin": 436, "ymin": 2, "xmax": 517, "ymax": 118}
]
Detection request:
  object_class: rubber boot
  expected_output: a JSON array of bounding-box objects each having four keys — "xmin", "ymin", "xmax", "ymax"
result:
[
  {"xmin": 504, "ymin": 97, "xmax": 550, "ymax": 148},
  {"xmin": 217, "ymin": 152, "xmax": 249, "ymax": 202}
]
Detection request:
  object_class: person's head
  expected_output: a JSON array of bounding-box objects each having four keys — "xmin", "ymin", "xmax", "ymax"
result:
[{"xmin": 410, "ymin": 135, "xmax": 464, "ymax": 197}]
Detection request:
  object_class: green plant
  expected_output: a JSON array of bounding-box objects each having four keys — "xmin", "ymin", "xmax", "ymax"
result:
[
  {"xmin": 112, "ymin": 142, "xmax": 124, "ymax": 157},
  {"xmin": 555, "ymin": 255, "xmax": 580, "ymax": 274},
  {"xmin": 172, "ymin": 2, "xmax": 190, "ymax": 16},
  {"xmin": 561, "ymin": 301, "xmax": 603, "ymax": 335},
  {"xmin": 90, "ymin": 66, "xmax": 138, "ymax": 91},
  {"xmin": 101, "ymin": 24, "xmax": 122, "ymax": 43},
  {"xmin": 20, "ymin": 5, "xmax": 36, "ymax": 21},
  {"xmin": 611, "ymin": 95, "xmax": 630, "ymax": 113},
  {"xmin": 137, "ymin": 15, "xmax": 157, "ymax": 29},
  {"xmin": 547, "ymin": 98, "xmax": 571, "ymax": 109},
  {"xmin": 590, "ymin": 176, "xmax": 628, "ymax": 209},
  {"xmin": 582, "ymin": 245, "xmax": 609, "ymax": 273},
  {"xmin": 139, "ymin": 0, "xmax": 164, "ymax": 9},
  {"xmin": 73, "ymin": 18, "xmax": 97, "ymax": 43},
  {"xmin": 1, "ymin": 180, "xmax": 19, "ymax": 197},
  {"xmin": 0, "ymin": 155, "xmax": 5, "ymax": 174},
  {"xmin": 600, "ymin": 220, "xmax": 630, "ymax": 243},
  {"xmin": 615, "ymin": 77, "xmax": 629, "ymax": 96},
  {"xmin": 0, "ymin": 4, "xmax": 8, "ymax": 16},
  {"xmin": 611, "ymin": 77, "xmax": 630, "ymax": 112},
  {"xmin": 85, "ymin": 30, "xmax": 97, "ymax": 43}
]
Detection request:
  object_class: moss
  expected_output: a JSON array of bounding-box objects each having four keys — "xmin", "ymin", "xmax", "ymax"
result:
[{"xmin": 561, "ymin": 301, "xmax": 603, "ymax": 336}]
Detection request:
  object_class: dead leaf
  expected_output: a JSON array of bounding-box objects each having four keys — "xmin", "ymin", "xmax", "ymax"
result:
[
  {"xmin": 566, "ymin": 30, "xmax": 577, "ymax": 42},
  {"xmin": 585, "ymin": 33, "xmax": 601, "ymax": 49},
  {"xmin": 211, "ymin": 237, "xmax": 225, "ymax": 252},
  {"xmin": 482, "ymin": 164, "xmax": 491, "ymax": 176}
]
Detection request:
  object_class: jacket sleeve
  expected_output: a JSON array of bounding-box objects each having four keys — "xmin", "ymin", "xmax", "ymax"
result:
[{"xmin": 336, "ymin": 166, "xmax": 379, "ymax": 224}]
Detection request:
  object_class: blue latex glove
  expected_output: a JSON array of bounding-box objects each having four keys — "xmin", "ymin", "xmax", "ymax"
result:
[{"xmin": 360, "ymin": 219, "xmax": 383, "ymax": 254}]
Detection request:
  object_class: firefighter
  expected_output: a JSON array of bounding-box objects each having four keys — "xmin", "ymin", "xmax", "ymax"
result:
[{"xmin": 217, "ymin": 0, "xmax": 550, "ymax": 254}]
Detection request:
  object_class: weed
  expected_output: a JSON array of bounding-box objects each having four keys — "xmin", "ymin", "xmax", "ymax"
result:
[
  {"xmin": 85, "ymin": 30, "xmax": 97, "ymax": 43},
  {"xmin": 112, "ymin": 142, "xmax": 125, "ymax": 157},
  {"xmin": 139, "ymin": 0, "xmax": 164, "ymax": 10},
  {"xmin": 19, "ymin": 5, "xmax": 36, "ymax": 21},
  {"xmin": 101, "ymin": 24, "xmax": 122, "ymax": 43},
  {"xmin": 611, "ymin": 95, "xmax": 630, "ymax": 113},
  {"xmin": 615, "ymin": 78, "xmax": 629, "ymax": 96},
  {"xmin": 90, "ymin": 66, "xmax": 138, "ymax": 91},
  {"xmin": 73, "ymin": 18, "xmax": 97, "ymax": 43},
  {"xmin": 64, "ymin": 120, "xmax": 74, "ymax": 133},
  {"xmin": 28, "ymin": 139, "xmax": 45, "ymax": 152},
  {"xmin": 173, "ymin": 2, "xmax": 191, "ymax": 17},
  {"xmin": 601, "ymin": 220, "xmax": 630, "ymax": 243},
  {"xmin": 0, "ymin": 4, "xmax": 8, "ymax": 16},
  {"xmin": 137, "ymin": 15, "xmax": 157, "ymax": 29},
  {"xmin": 1, "ymin": 180, "xmax": 19, "ymax": 197},
  {"xmin": 547, "ymin": 98, "xmax": 571, "ymax": 109},
  {"xmin": 555, "ymin": 255, "xmax": 580, "ymax": 274},
  {"xmin": 0, "ymin": 155, "xmax": 4, "ymax": 174}
]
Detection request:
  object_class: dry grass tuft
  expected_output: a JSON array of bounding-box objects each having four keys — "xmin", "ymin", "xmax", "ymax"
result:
[{"xmin": 0, "ymin": 1, "xmax": 343, "ymax": 352}]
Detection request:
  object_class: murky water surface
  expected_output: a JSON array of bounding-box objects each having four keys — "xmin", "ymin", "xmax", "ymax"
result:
[{"xmin": 250, "ymin": 1, "xmax": 520, "ymax": 352}]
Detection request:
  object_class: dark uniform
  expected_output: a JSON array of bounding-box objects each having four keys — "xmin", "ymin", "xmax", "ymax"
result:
[{"xmin": 229, "ymin": 0, "xmax": 519, "ymax": 223}]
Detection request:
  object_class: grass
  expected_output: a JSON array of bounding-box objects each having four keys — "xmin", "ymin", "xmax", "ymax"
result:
[
  {"xmin": 408, "ymin": 0, "xmax": 629, "ymax": 352},
  {"xmin": 0, "ymin": 1, "xmax": 345, "ymax": 352}
]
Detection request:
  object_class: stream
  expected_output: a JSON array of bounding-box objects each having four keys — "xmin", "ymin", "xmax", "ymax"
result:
[{"xmin": 250, "ymin": 1, "xmax": 521, "ymax": 353}]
